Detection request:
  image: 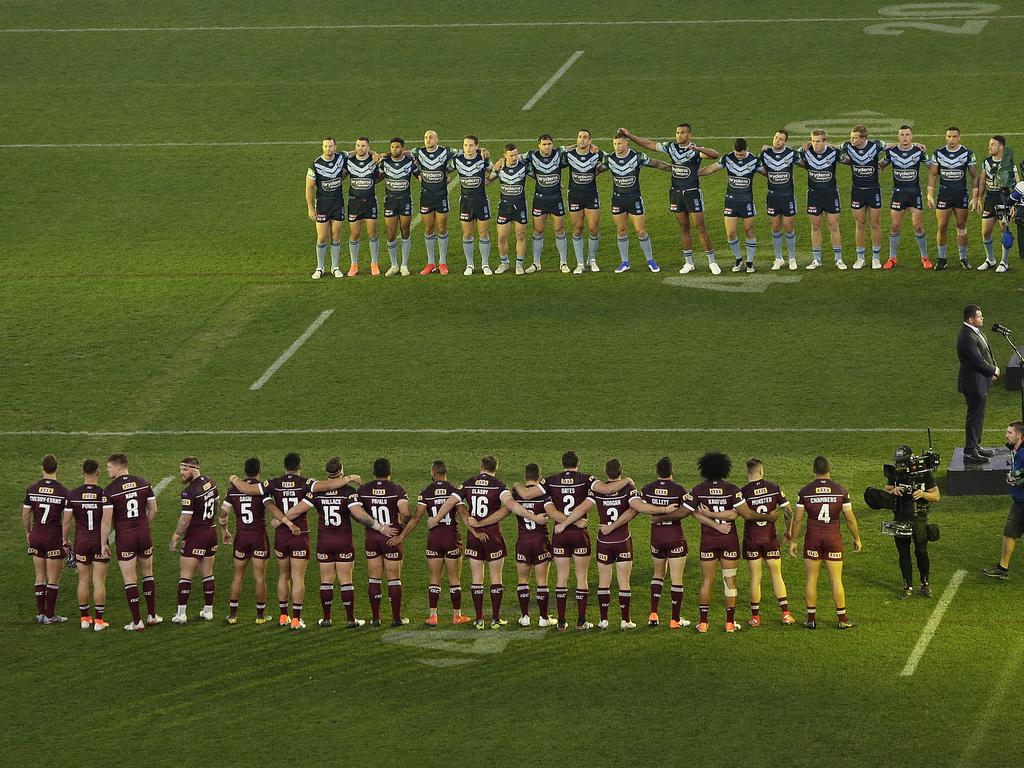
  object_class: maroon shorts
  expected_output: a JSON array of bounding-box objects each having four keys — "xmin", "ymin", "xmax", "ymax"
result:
[
  {"xmin": 465, "ymin": 530, "xmax": 507, "ymax": 561},
  {"xmin": 596, "ymin": 537, "xmax": 633, "ymax": 563},
  {"xmin": 317, "ymin": 531, "xmax": 355, "ymax": 563},
  {"xmin": 744, "ymin": 533, "xmax": 782, "ymax": 560},
  {"xmin": 699, "ymin": 532, "xmax": 740, "ymax": 561},
  {"xmin": 74, "ymin": 538, "xmax": 110, "ymax": 564},
  {"xmin": 28, "ymin": 529, "xmax": 63, "ymax": 560},
  {"xmin": 274, "ymin": 529, "xmax": 310, "ymax": 560},
  {"xmin": 516, "ymin": 536, "xmax": 553, "ymax": 565},
  {"xmin": 650, "ymin": 524, "xmax": 688, "ymax": 559},
  {"xmin": 804, "ymin": 529, "xmax": 843, "ymax": 561},
  {"xmin": 365, "ymin": 530, "xmax": 403, "ymax": 561},
  {"xmin": 552, "ymin": 525, "xmax": 591, "ymax": 558},
  {"xmin": 181, "ymin": 528, "xmax": 218, "ymax": 559},
  {"xmin": 115, "ymin": 527, "xmax": 154, "ymax": 561},
  {"xmin": 234, "ymin": 530, "xmax": 270, "ymax": 560},
  {"xmin": 426, "ymin": 525, "xmax": 462, "ymax": 559}
]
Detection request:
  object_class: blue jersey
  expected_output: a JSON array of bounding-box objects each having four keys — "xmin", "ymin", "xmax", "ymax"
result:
[
  {"xmin": 655, "ymin": 142, "xmax": 703, "ymax": 191},
  {"xmin": 525, "ymin": 148, "xmax": 566, "ymax": 199},
  {"xmin": 413, "ymin": 146, "xmax": 457, "ymax": 197},
  {"xmin": 885, "ymin": 146, "xmax": 930, "ymax": 192},
  {"xmin": 307, "ymin": 153, "xmax": 346, "ymax": 201},
  {"xmin": 605, "ymin": 149, "xmax": 652, "ymax": 197},
  {"xmin": 346, "ymin": 153, "xmax": 379, "ymax": 200},
  {"xmin": 721, "ymin": 152, "xmax": 760, "ymax": 203},
  {"xmin": 453, "ymin": 153, "xmax": 491, "ymax": 200},
  {"xmin": 758, "ymin": 147, "xmax": 799, "ymax": 196},
  {"xmin": 379, "ymin": 155, "xmax": 418, "ymax": 197},
  {"xmin": 840, "ymin": 139, "xmax": 885, "ymax": 189},
  {"xmin": 565, "ymin": 147, "xmax": 605, "ymax": 197},
  {"xmin": 931, "ymin": 145, "xmax": 977, "ymax": 194},
  {"xmin": 800, "ymin": 146, "xmax": 841, "ymax": 193},
  {"xmin": 495, "ymin": 160, "xmax": 528, "ymax": 205}
]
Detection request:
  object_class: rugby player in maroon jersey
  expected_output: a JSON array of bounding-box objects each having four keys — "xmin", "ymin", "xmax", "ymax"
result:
[
  {"xmin": 347, "ymin": 458, "xmax": 411, "ymax": 627},
  {"xmin": 23, "ymin": 454, "xmax": 71, "ymax": 624},
  {"xmin": 683, "ymin": 452, "xmax": 774, "ymax": 633},
  {"xmin": 230, "ymin": 452, "xmax": 361, "ymax": 630},
  {"xmin": 543, "ymin": 451, "xmax": 597, "ymax": 631},
  {"xmin": 62, "ymin": 459, "xmax": 112, "ymax": 630},
  {"xmin": 169, "ymin": 458, "xmax": 222, "ymax": 624},
  {"xmin": 220, "ymin": 457, "xmax": 298, "ymax": 625},
  {"xmin": 473, "ymin": 463, "xmax": 556, "ymax": 627},
  {"xmin": 738, "ymin": 458, "xmax": 795, "ymax": 626},
  {"xmin": 559, "ymin": 459, "xmax": 676, "ymax": 630},
  {"xmin": 433, "ymin": 455, "xmax": 535, "ymax": 629},
  {"xmin": 637, "ymin": 457, "xmax": 692, "ymax": 629},
  {"xmin": 405, "ymin": 461, "xmax": 472, "ymax": 626},
  {"xmin": 789, "ymin": 455, "xmax": 862, "ymax": 629},
  {"xmin": 103, "ymin": 453, "xmax": 161, "ymax": 631}
]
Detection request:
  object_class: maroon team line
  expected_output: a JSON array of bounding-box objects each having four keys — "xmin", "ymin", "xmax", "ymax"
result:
[{"xmin": 24, "ymin": 450, "xmax": 863, "ymax": 634}]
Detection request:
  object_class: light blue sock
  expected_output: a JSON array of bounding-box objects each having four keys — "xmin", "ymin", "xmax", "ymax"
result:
[
  {"xmin": 728, "ymin": 238, "xmax": 741, "ymax": 260},
  {"xmin": 617, "ymin": 235, "xmax": 629, "ymax": 263},
  {"xmin": 889, "ymin": 233, "xmax": 901, "ymax": 259},
  {"xmin": 387, "ymin": 240, "xmax": 398, "ymax": 268},
  {"xmin": 424, "ymin": 233, "xmax": 436, "ymax": 265},
  {"xmin": 462, "ymin": 238, "xmax": 474, "ymax": 269},
  {"xmin": 785, "ymin": 234, "xmax": 796, "ymax": 260},
  {"xmin": 401, "ymin": 237, "xmax": 411, "ymax": 267},
  {"xmin": 771, "ymin": 232, "xmax": 782, "ymax": 260},
  {"xmin": 983, "ymin": 238, "xmax": 994, "ymax": 263},
  {"xmin": 588, "ymin": 235, "xmax": 600, "ymax": 262},
  {"xmin": 349, "ymin": 239, "xmax": 360, "ymax": 266},
  {"xmin": 316, "ymin": 243, "xmax": 327, "ymax": 270},
  {"xmin": 706, "ymin": 249, "xmax": 717, "ymax": 265},
  {"xmin": 1002, "ymin": 243, "xmax": 1011, "ymax": 266},
  {"xmin": 856, "ymin": 246, "xmax": 865, "ymax": 260},
  {"xmin": 812, "ymin": 247, "xmax": 822, "ymax": 264},
  {"xmin": 683, "ymin": 249, "xmax": 694, "ymax": 265},
  {"xmin": 531, "ymin": 234, "xmax": 543, "ymax": 266},
  {"xmin": 330, "ymin": 241, "xmax": 341, "ymax": 270},
  {"xmin": 938, "ymin": 243, "xmax": 947, "ymax": 260},
  {"xmin": 555, "ymin": 232, "xmax": 568, "ymax": 265},
  {"xmin": 915, "ymin": 232, "xmax": 928, "ymax": 258},
  {"xmin": 638, "ymin": 234, "xmax": 654, "ymax": 262},
  {"xmin": 438, "ymin": 232, "xmax": 449, "ymax": 264},
  {"xmin": 872, "ymin": 246, "xmax": 881, "ymax": 261},
  {"xmin": 745, "ymin": 239, "xmax": 756, "ymax": 265},
  {"xmin": 833, "ymin": 245, "xmax": 843, "ymax": 263},
  {"xmin": 572, "ymin": 234, "xmax": 585, "ymax": 267},
  {"xmin": 958, "ymin": 244, "xmax": 969, "ymax": 261},
  {"xmin": 479, "ymin": 237, "xmax": 491, "ymax": 268},
  {"xmin": 369, "ymin": 236, "xmax": 380, "ymax": 265}
]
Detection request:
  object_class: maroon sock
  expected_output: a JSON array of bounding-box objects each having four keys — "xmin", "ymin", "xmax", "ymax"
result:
[
  {"xmin": 44, "ymin": 583, "xmax": 59, "ymax": 617},
  {"xmin": 142, "ymin": 576, "xmax": 156, "ymax": 617},
  {"xmin": 699, "ymin": 604, "xmax": 709, "ymax": 624},
  {"xmin": 95, "ymin": 604, "xmax": 105, "ymax": 620},
  {"xmin": 34, "ymin": 582, "xmax": 46, "ymax": 615},
  {"xmin": 471, "ymin": 584, "xmax": 484, "ymax": 620},
  {"xmin": 202, "ymin": 576, "xmax": 215, "ymax": 607},
  {"xmin": 278, "ymin": 600, "xmax": 288, "ymax": 617},
  {"xmin": 256, "ymin": 602, "xmax": 265, "ymax": 619},
  {"xmin": 368, "ymin": 578, "xmax": 383, "ymax": 621},
  {"xmin": 125, "ymin": 583, "xmax": 141, "ymax": 623},
  {"xmin": 778, "ymin": 596, "xmax": 790, "ymax": 613},
  {"xmin": 229, "ymin": 600, "xmax": 239, "ymax": 618},
  {"xmin": 292, "ymin": 603, "xmax": 302, "ymax": 621},
  {"xmin": 319, "ymin": 583, "xmax": 333, "ymax": 621},
  {"xmin": 837, "ymin": 607, "xmax": 847, "ymax": 623},
  {"xmin": 598, "ymin": 589, "xmax": 610, "ymax": 622},
  {"xmin": 555, "ymin": 588, "xmax": 568, "ymax": 623},
  {"xmin": 619, "ymin": 590, "xmax": 631, "ymax": 622},
  {"xmin": 750, "ymin": 602, "xmax": 760, "ymax": 618},
  {"xmin": 489, "ymin": 585, "xmax": 503, "ymax": 621},
  {"xmin": 449, "ymin": 586, "xmax": 462, "ymax": 611},
  {"xmin": 537, "ymin": 587, "xmax": 550, "ymax": 618},
  {"xmin": 517, "ymin": 585, "xmax": 530, "ymax": 617},
  {"xmin": 575, "ymin": 588, "xmax": 589, "ymax": 625},
  {"xmin": 388, "ymin": 580, "xmax": 403, "ymax": 622},
  {"xmin": 726, "ymin": 606, "xmax": 736, "ymax": 624},
  {"xmin": 670, "ymin": 586, "xmax": 684, "ymax": 622},
  {"xmin": 79, "ymin": 604, "xmax": 90, "ymax": 619},
  {"xmin": 650, "ymin": 578, "xmax": 663, "ymax": 615},
  {"xmin": 177, "ymin": 578, "xmax": 192, "ymax": 609},
  {"xmin": 340, "ymin": 584, "xmax": 355, "ymax": 622},
  {"xmin": 428, "ymin": 584, "xmax": 441, "ymax": 611},
  {"xmin": 807, "ymin": 606, "xmax": 816, "ymax": 624}
]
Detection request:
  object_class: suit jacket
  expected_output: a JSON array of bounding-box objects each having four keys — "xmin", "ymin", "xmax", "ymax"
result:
[{"xmin": 957, "ymin": 324, "xmax": 997, "ymax": 394}]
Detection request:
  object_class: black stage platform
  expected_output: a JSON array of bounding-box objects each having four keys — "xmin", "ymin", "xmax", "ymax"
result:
[
  {"xmin": 1006, "ymin": 351, "xmax": 1021, "ymax": 391},
  {"xmin": 947, "ymin": 447, "xmax": 1014, "ymax": 496}
]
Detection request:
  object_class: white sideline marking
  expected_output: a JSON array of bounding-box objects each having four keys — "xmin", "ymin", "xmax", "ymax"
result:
[
  {"xmin": 153, "ymin": 476, "xmax": 174, "ymax": 497},
  {"xmin": 249, "ymin": 309, "xmax": 333, "ymax": 391},
  {"xmin": 522, "ymin": 51, "xmax": 583, "ymax": 111},
  {"xmin": 0, "ymin": 426, "xmax": 971, "ymax": 437},
  {"xmin": 3, "ymin": 132, "xmax": 1021, "ymax": 150},
  {"xmin": 899, "ymin": 568, "xmax": 966, "ymax": 677},
  {"xmin": 957, "ymin": 635, "xmax": 1024, "ymax": 766},
  {"xmin": 3, "ymin": 17, "xmax": 1021, "ymax": 33}
]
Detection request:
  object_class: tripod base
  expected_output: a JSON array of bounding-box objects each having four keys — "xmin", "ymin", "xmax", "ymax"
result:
[{"xmin": 947, "ymin": 447, "xmax": 1013, "ymax": 496}]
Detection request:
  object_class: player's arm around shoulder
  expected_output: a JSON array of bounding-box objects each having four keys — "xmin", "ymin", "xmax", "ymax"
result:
[
  {"xmin": 698, "ymin": 161, "xmax": 722, "ymax": 177},
  {"xmin": 617, "ymin": 128, "xmax": 658, "ymax": 152}
]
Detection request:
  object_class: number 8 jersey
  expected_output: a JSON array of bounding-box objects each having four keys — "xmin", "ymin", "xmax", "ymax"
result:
[{"xmin": 104, "ymin": 474, "xmax": 155, "ymax": 533}]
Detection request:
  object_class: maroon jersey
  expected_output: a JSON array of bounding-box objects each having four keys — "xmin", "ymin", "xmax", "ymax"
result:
[
  {"xmin": 513, "ymin": 485, "xmax": 552, "ymax": 542},
  {"xmin": 740, "ymin": 479, "xmax": 788, "ymax": 542},
  {"xmin": 307, "ymin": 484, "xmax": 358, "ymax": 546},
  {"xmin": 641, "ymin": 479, "xmax": 687, "ymax": 536},
  {"xmin": 588, "ymin": 480, "xmax": 640, "ymax": 544},
  {"xmin": 261, "ymin": 473, "xmax": 316, "ymax": 533},
  {"xmin": 543, "ymin": 470, "xmax": 597, "ymax": 526},
  {"xmin": 455, "ymin": 473, "xmax": 510, "ymax": 538},
  {"xmin": 682, "ymin": 480, "xmax": 743, "ymax": 546},
  {"xmin": 352, "ymin": 479, "xmax": 408, "ymax": 529},
  {"xmin": 797, "ymin": 479, "xmax": 849, "ymax": 535},
  {"xmin": 223, "ymin": 478, "xmax": 269, "ymax": 535},
  {"xmin": 67, "ymin": 483, "xmax": 106, "ymax": 547},
  {"xmin": 418, "ymin": 480, "xmax": 459, "ymax": 527},
  {"xmin": 181, "ymin": 475, "xmax": 219, "ymax": 534},
  {"xmin": 103, "ymin": 474, "xmax": 154, "ymax": 533},
  {"xmin": 23, "ymin": 478, "xmax": 70, "ymax": 532}
]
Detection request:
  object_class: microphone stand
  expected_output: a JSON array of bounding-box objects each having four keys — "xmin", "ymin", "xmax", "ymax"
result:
[{"xmin": 995, "ymin": 329, "xmax": 1024, "ymax": 421}]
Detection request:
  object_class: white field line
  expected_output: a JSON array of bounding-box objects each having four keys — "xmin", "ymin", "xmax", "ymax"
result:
[
  {"xmin": 3, "ymin": 17, "xmax": 1023, "ymax": 33},
  {"xmin": 0, "ymin": 426, "xmax": 972, "ymax": 437},
  {"xmin": 957, "ymin": 635, "xmax": 1024, "ymax": 766},
  {"xmin": 3, "ymin": 133, "xmax": 1021, "ymax": 150},
  {"xmin": 899, "ymin": 568, "xmax": 967, "ymax": 677},
  {"xmin": 522, "ymin": 51, "xmax": 583, "ymax": 111},
  {"xmin": 152, "ymin": 476, "xmax": 174, "ymax": 496},
  {"xmin": 249, "ymin": 309, "xmax": 334, "ymax": 391}
]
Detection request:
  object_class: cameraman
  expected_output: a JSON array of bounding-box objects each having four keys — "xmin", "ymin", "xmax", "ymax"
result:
[
  {"xmin": 982, "ymin": 422, "xmax": 1024, "ymax": 580},
  {"xmin": 884, "ymin": 445, "xmax": 940, "ymax": 598}
]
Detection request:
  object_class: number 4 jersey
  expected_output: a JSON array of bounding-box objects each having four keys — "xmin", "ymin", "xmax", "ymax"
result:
[{"xmin": 796, "ymin": 478, "xmax": 849, "ymax": 560}]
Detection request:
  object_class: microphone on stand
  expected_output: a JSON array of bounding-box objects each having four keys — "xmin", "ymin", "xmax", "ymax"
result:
[{"xmin": 992, "ymin": 323, "xmax": 1014, "ymax": 337}]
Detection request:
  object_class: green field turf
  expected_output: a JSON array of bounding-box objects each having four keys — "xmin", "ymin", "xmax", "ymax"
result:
[{"xmin": 4, "ymin": 1, "xmax": 1024, "ymax": 765}]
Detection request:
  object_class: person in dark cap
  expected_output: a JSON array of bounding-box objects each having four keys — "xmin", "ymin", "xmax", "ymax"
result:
[{"xmin": 884, "ymin": 445, "xmax": 940, "ymax": 597}]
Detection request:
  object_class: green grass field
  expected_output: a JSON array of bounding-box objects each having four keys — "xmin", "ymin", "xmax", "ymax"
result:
[{"xmin": 4, "ymin": 2, "xmax": 1024, "ymax": 765}]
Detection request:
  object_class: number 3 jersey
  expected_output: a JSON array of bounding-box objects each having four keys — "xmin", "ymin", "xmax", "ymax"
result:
[
  {"xmin": 180, "ymin": 475, "xmax": 219, "ymax": 536},
  {"xmin": 587, "ymin": 480, "xmax": 640, "ymax": 544},
  {"xmin": 796, "ymin": 479, "xmax": 849, "ymax": 535},
  {"xmin": 104, "ymin": 474, "xmax": 155, "ymax": 533},
  {"xmin": 681, "ymin": 480, "xmax": 743, "ymax": 548}
]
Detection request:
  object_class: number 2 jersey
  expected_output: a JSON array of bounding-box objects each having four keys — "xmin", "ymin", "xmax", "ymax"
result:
[{"xmin": 543, "ymin": 469, "xmax": 597, "ymax": 531}]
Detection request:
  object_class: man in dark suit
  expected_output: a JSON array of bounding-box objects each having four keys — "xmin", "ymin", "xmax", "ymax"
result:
[{"xmin": 958, "ymin": 304, "xmax": 1000, "ymax": 463}]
